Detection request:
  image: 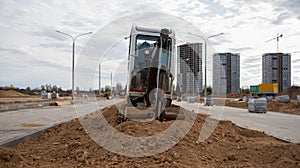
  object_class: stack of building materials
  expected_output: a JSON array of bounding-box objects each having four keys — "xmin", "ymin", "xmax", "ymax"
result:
[
  {"xmin": 276, "ymin": 95, "xmax": 290, "ymax": 103},
  {"xmin": 187, "ymin": 96, "xmax": 195, "ymax": 103},
  {"xmin": 41, "ymin": 92, "xmax": 51, "ymax": 99},
  {"xmin": 204, "ymin": 97, "xmax": 214, "ymax": 106},
  {"xmin": 248, "ymin": 98, "xmax": 267, "ymax": 113},
  {"xmin": 51, "ymin": 93, "xmax": 59, "ymax": 99}
]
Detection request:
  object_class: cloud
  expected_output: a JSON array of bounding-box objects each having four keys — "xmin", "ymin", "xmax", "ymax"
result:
[
  {"xmin": 292, "ymin": 59, "xmax": 300, "ymax": 64},
  {"xmin": 1, "ymin": 0, "xmax": 300, "ymax": 89},
  {"xmin": 279, "ymin": 0, "xmax": 300, "ymax": 20},
  {"xmin": 228, "ymin": 47, "xmax": 254, "ymax": 52},
  {"xmin": 271, "ymin": 12, "xmax": 293, "ymax": 25}
]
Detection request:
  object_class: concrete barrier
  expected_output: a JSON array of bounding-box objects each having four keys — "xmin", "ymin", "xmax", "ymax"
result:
[{"xmin": 0, "ymin": 102, "xmax": 56, "ymax": 112}]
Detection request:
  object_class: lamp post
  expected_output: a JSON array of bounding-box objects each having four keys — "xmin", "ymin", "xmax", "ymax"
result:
[
  {"xmin": 185, "ymin": 58, "xmax": 189, "ymax": 96},
  {"xmin": 56, "ymin": 30, "xmax": 93, "ymax": 100},
  {"xmin": 99, "ymin": 59, "xmax": 111, "ymax": 94},
  {"xmin": 97, "ymin": 36, "xmax": 128, "ymax": 97},
  {"xmin": 188, "ymin": 32, "xmax": 223, "ymax": 97},
  {"xmin": 111, "ymin": 72, "xmax": 112, "ymax": 94}
]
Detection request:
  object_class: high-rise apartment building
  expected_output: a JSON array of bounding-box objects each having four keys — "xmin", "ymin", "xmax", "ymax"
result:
[
  {"xmin": 262, "ymin": 53, "xmax": 291, "ymax": 92},
  {"xmin": 213, "ymin": 53, "xmax": 240, "ymax": 96},
  {"xmin": 177, "ymin": 43, "xmax": 203, "ymax": 96}
]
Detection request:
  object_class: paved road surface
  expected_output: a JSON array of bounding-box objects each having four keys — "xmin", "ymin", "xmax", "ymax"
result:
[
  {"xmin": 174, "ymin": 101, "xmax": 300, "ymax": 143},
  {"xmin": 0, "ymin": 98, "xmax": 123, "ymax": 146}
]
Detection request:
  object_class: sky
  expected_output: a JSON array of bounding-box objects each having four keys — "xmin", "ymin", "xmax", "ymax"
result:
[{"xmin": 0, "ymin": 0, "xmax": 300, "ymax": 90}]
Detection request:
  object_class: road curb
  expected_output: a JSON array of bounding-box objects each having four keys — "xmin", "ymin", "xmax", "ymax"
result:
[
  {"xmin": 0, "ymin": 102, "xmax": 56, "ymax": 112},
  {"xmin": 0, "ymin": 126, "xmax": 55, "ymax": 147}
]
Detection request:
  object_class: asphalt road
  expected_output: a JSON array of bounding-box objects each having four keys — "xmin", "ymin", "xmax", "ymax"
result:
[
  {"xmin": 0, "ymin": 98, "xmax": 123, "ymax": 146},
  {"xmin": 174, "ymin": 101, "xmax": 300, "ymax": 143}
]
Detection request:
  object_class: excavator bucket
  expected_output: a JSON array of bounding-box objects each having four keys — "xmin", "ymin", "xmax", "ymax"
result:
[
  {"xmin": 163, "ymin": 106, "xmax": 185, "ymax": 120},
  {"xmin": 125, "ymin": 106, "xmax": 154, "ymax": 120}
]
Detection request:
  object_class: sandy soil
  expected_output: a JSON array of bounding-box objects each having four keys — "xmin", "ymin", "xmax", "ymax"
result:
[
  {"xmin": 17, "ymin": 123, "xmax": 46, "ymax": 128},
  {"xmin": 278, "ymin": 86, "xmax": 300, "ymax": 100},
  {"xmin": 0, "ymin": 90, "xmax": 28, "ymax": 98},
  {"xmin": 0, "ymin": 97, "xmax": 72, "ymax": 104},
  {"xmin": 226, "ymin": 100, "xmax": 300, "ymax": 115},
  {"xmin": 0, "ymin": 105, "xmax": 299, "ymax": 167}
]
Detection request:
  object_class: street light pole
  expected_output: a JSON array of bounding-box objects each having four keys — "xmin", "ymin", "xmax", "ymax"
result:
[
  {"xmin": 56, "ymin": 30, "xmax": 93, "ymax": 101},
  {"xmin": 185, "ymin": 58, "xmax": 190, "ymax": 96},
  {"xmin": 188, "ymin": 32, "xmax": 223, "ymax": 97},
  {"xmin": 99, "ymin": 59, "xmax": 111, "ymax": 94}
]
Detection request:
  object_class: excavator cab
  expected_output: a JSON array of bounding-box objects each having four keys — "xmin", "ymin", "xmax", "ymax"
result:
[
  {"xmin": 118, "ymin": 25, "xmax": 181, "ymax": 122},
  {"xmin": 127, "ymin": 26, "xmax": 174, "ymax": 108}
]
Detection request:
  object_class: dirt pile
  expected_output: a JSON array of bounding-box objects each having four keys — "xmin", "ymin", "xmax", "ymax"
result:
[
  {"xmin": 0, "ymin": 90, "xmax": 29, "ymax": 98},
  {"xmin": 267, "ymin": 101, "xmax": 300, "ymax": 115},
  {"xmin": 0, "ymin": 105, "xmax": 299, "ymax": 167},
  {"xmin": 278, "ymin": 86, "xmax": 300, "ymax": 100},
  {"xmin": 225, "ymin": 100, "xmax": 300, "ymax": 115},
  {"xmin": 0, "ymin": 147, "xmax": 25, "ymax": 167},
  {"xmin": 225, "ymin": 100, "xmax": 248, "ymax": 109}
]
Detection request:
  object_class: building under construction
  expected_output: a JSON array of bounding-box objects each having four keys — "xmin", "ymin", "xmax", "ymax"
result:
[
  {"xmin": 213, "ymin": 53, "xmax": 240, "ymax": 96},
  {"xmin": 262, "ymin": 53, "xmax": 291, "ymax": 93},
  {"xmin": 177, "ymin": 43, "xmax": 203, "ymax": 96}
]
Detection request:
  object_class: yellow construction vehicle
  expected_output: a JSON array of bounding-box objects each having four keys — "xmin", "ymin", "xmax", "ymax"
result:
[{"xmin": 101, "ymin": 91, "xmax": 112, "ymax": 100}]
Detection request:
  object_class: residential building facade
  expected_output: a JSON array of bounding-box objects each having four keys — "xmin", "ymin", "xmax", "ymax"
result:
[
  {"xmin": 177, "ymin": 43, "xmax": 203, "ymax": 96},
  {"xmin": 262, "ymin": 53, "xmax": 291, "ymax": 92},
  {"xmin": 213, "ymin": 53, "xmax": 240, "ymax": 96}
]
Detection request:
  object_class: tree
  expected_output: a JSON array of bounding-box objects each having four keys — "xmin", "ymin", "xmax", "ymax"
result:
[
  {"xmin": 241, "ymin": 87, "xmax": 250, "ymax": 94},
  {"xmin": 45, "ymin": 84, "xmax": 52, "ymax": 92},
  {"xmin": 25, "ymin": 87, "xmax": 31, "ymax": 94},
  {"xmin": 48, "ymin": 84, "xmax": 53, "ymax": 91},
  {"xmin": 52, "ymin": 85, "xmax": 58, "ymax": 92},
  {"xmin": 41, "ymin": 85, "xmax": 45, "ymax": 91},
  {"xmin": 76, "ymin": 86, "xmax": 80, "ymax": 93},
  {"xmin": 105, "ymin": 85, "xmax": 111, "ymax": 92},
  {"xmin": 58, "ymin": 87, "xmax": 62, "ymax": 92}
]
